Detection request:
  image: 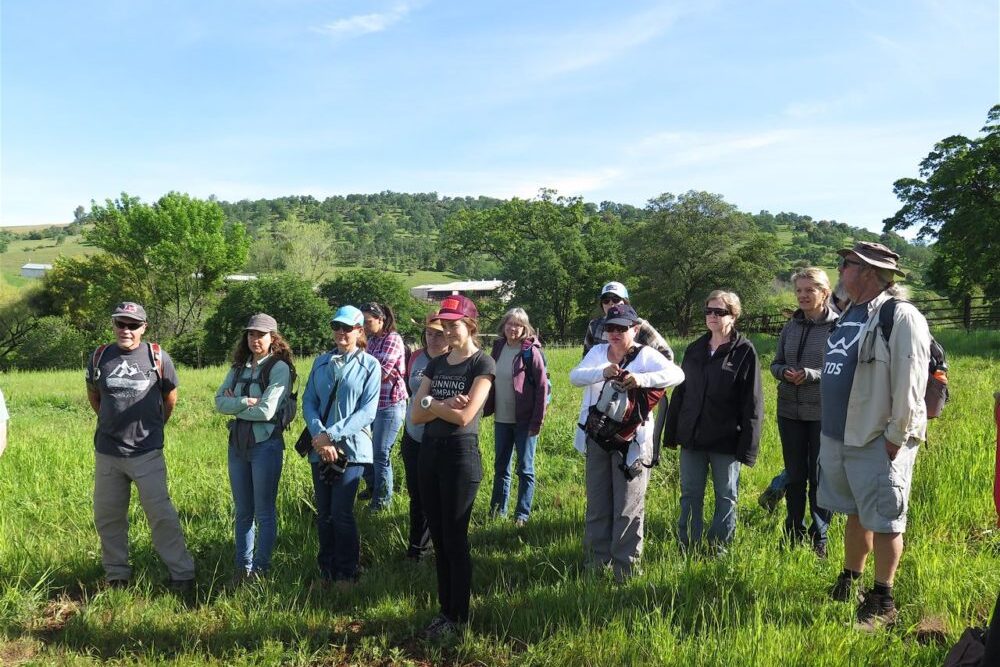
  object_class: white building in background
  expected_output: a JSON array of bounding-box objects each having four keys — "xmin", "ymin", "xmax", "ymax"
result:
[
  {"xmin": 20, "ymin": 263, "xmax": 52, "ymax": 278},
  {"xmin": 410, "ymin": 279, "xmax": 508, "ymax": 302}
]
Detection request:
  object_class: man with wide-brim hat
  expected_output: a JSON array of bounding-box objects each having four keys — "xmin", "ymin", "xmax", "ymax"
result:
[{"xmin": 817, "ymin": 241, "xmax": 930, "ymax": 630}]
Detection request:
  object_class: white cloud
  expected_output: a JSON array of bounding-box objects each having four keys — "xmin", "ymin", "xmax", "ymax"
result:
[{"xmin": 314, "ymin": 3, "xmax": 412, "ymax": 39}]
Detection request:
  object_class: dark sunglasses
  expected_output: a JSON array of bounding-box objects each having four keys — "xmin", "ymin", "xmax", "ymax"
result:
[
  {"xmin": 838, "ymin": 256, "xmax": 864, "ymax": 270},
  {"xmin": 113, "ymin": 319, "xmax": 144, "ymax": 331},
  {"xmin": 331, "ymin": 323, "xmax": 357, "ymax": 332},
  {"xmin": 704, "ymin": 307, "xmax": 731, "ymax": 317},
  {"xmin": 601, "ymin": 295, "xmax": 624, "ymax": 305},
  {"xmin": 604, "ymin": 324, "xmax": 630, "ymax": 333}
]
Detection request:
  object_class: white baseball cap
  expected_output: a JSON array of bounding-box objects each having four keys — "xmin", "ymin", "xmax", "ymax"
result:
[{"xmin": 600, "ymin": 281, "xmax": 629, "ymax": 300}]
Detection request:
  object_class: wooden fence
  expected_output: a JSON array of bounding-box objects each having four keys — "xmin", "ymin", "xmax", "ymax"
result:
[{"xmin": 741, "ymin": 295, "xmax": 1000, "ymax": 335}]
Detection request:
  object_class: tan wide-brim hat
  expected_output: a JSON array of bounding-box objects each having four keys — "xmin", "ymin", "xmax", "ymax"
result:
[{"xmin": 837, "ymin": 241, "xmax": 907, "ymax": 278}]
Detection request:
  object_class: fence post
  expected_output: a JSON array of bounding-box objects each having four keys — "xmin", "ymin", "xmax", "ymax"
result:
[{"xmin": 963, "ymin": 294, "xmax": 972, "ymax": 331}]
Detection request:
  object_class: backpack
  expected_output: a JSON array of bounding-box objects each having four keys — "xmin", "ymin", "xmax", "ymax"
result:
[
  {"xmin": 578, "ymin": 346, "xmax": 664, "ymax": 469},
  {"xmin": 230, "ymin": 356, "xmax": 299, "ymax": 431},
  {"xmin": 521, "ymin": 346, "xmax": 553, "ymax": 406},
  {"xmin": 877, "ymin": 298, "xmax": 949, "ymax": 419},
  {"xmin": 90, "ymin": 342, "xmax": 163, "ymax": 388}
]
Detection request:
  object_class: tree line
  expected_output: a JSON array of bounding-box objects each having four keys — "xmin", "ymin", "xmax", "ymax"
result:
[{"xmin": 0, "ymin": 105, "xmax": 995, "ymax": 371}]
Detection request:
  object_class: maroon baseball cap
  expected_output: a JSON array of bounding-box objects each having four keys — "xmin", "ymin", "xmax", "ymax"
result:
[{"xmin": 432, "ymin": 294, "xmax": 479, "ymax": 321}]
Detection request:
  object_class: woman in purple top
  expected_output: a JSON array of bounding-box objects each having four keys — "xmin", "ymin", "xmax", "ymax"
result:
[
  {"xmin": 359, "ymin": 302, "xmax": 407, "ymax": 511},
  {"xmin": 483, "ymin": 307, "xmax": 548, "ymax": 527}
]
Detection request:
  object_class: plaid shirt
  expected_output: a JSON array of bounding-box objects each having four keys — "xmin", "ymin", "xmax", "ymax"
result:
[{"xmin": 367, "ymin": 331, "xmax": 407, "ymax": 409}]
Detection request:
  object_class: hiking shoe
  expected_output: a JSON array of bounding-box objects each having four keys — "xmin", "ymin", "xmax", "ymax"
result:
[
  {"xmin": 168, "ymin": 578, "xmax": 195, "ymax": 595},
  {"xmin": 358, "ymin": 488, "xmax": 373, "ymax": 501},
  {"xmin": 104, "ymin": 578, "xmax": 129, "ymax": 590},
  {"xmin": 855, "ymin": 590, "xmax": 898, "ymax": 631},
  {"xmin": 514, "ymin": 518, "xmax": 528, "ymax": 528},
  {"xmin": 758, "ymin": 486, "xmax": 785, "ymax": 513},
  {"xmin": 421, "ymin": 614, "xmax": 454, "ymax": 639},
  {"xmin": 812, "ymin": 542, "xmax": 828, "ymax": 560},
  {"xmin": 830, "ymin": 572, "xmax": 862, "ymax": 603}
]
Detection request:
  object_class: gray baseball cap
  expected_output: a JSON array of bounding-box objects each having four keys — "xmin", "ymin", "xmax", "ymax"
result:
[
  {"xmin": 244, "ymin": 313, "xmax": 278, "ymax": 333},
  {"xmin": 111, "ymin": 301, "xmax": 147, "ymax": 322}
]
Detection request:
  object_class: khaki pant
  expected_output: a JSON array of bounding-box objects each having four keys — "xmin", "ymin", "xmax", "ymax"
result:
[
  {"xmin": 94, "ymin": 449, "xmax": 195, "ymax": 581},
  {"xmin": 584, "ymin": 441, "xmax": 649, "ymax": 581}
]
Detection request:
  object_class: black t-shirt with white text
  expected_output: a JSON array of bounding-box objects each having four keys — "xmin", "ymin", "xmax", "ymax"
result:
[
  {"xmin": 86, "ymin": 343, "xmax": 180, "ymax": 457},
  {"xmin": 423, "ymin": 350, "xmax": 495, "ymax": 440}
]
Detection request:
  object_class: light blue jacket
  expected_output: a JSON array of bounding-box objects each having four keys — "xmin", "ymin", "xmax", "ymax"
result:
[
  {"xmin": 214, "ymin": 355, "xmax": 291, "ymax": 443},
  {"xmin": 302, "ymin": 349, "xmax": 380, "ymax": 464}
]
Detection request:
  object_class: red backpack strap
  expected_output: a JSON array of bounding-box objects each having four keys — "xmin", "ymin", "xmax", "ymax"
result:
[
  {"xmin": 90, "ymin": 344, "xmax": 110, "ymax": 381},
  {"xmin": 147, "ymin": 342, "xmax": 163, "ymax": 386}
]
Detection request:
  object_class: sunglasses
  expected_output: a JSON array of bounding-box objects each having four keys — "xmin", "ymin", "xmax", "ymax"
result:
[
  {"xmin": 838, "ymin": 256, "xmax": 864, "ymax": 270},
  {"xmin": 113, "ymin": 319, "xmax": 144, "ymax": 331},
  {"xmin": 704, "ymin": 307, "xmax": 731, "ymax": 317},
  {"xmin": 601, "ymin": 295, "xmax": 624, "ymax": 305},
  {"xmin": 604, "ymin": 324, "xmax": 630, "ymax": 333},
  {"xmin": 331, "ymin": 323, "xmax": 358, "ymax": 332}
]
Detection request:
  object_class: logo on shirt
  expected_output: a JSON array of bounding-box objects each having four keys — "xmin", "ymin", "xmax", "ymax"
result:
[
  {"xmin": 826, "ymin": 321, "xmax": 864, "ymax": 358},
  {"xmin": 105, "ymin": 359, "xmax": 152, "ymax": 392}
]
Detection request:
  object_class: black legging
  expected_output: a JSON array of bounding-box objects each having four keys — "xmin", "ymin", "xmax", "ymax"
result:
[
  {"xmin": 418, "ymin": 433, "xmax": 482, "ymax": 623},
  {"xmin": 983, "ymin": 590, "xmax": 1000, "ymax": 666},
  {"xmin": 401, "ymin": 431, "xmax": 432, "ymax": 557}
]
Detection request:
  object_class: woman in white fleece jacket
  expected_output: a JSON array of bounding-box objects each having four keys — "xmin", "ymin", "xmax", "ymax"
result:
[{"xmin": 570, "ymin": 304, "xmax": 684, "ymax": 583}]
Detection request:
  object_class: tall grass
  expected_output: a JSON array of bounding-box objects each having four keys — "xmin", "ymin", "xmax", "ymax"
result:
[{"xmin": 1, "ymin": 330, "xmax": 998, "ymax": 665}]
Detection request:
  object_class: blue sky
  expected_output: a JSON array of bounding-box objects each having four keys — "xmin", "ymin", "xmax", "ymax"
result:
[{"xmin": 2, "ymin": 0, "xmax": 997, "ymax": 230}]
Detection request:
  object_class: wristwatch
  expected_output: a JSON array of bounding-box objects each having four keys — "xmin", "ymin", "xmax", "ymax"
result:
[{"xmin": 420, "ymin": 395, "xmax": 434, "ymax": 409}]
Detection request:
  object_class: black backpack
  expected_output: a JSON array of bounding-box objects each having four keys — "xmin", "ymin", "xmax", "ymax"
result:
[
  {"xmin": 230, "ymin": 356, "xmax": 298, "ymax": 430},
  {"xmin": 877, "ymin": 298, "xmax": 949, "ymax": 419}
]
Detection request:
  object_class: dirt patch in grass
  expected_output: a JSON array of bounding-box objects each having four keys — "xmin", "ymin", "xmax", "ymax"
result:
[
  {"xmin": 32, "ymin": 595, "xmax": 81, "ymax": 635},
  {"xmin": 0, "ymin": 638, "xmax": 40, "ymax": 665}
]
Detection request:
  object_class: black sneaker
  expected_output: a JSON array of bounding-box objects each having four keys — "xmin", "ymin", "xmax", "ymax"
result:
[
  {"xmin": 855, "ymin": 590, "xmax": 898, "ymax": 631},
  {"xmin": 104, "ymin": 578, "xmax": 129, "ymax": 590},
  {"xmin": 168, "ymin": 579, "xmax": 195, "ymax": 595},
  {"xmin": 358, "ymin": 488, "xmax": 373, "ymax": 501},
  {"xmin": 829, "ymin": 572, "xmax": 862, "ymax": 603}
]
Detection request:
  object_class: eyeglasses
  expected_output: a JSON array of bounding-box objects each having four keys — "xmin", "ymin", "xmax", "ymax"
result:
[
  {"xmin": 604, "ymin": 324, "xmax": 630, "ymax": 333},
  {"xmin": 331, "ymin": 323, "xmax": 357, "ymax": 332},
  {"xmin": 601, "ymin": 295, "xmax": 624, "ymax": 305},
  {"xmin": 113, "ymin": 319, "xmax": 144, "ymax": 331},
  {"xmin": 704, "ymin": 308, "xmax": 731, "ymax": 317},
  {"xmin": 838, "ymin": 256, "xmax": 864, "ymax": 270}
]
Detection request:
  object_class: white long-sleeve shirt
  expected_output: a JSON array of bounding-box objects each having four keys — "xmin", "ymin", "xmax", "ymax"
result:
[{"xmin": 570, "ymin": 344, "xmax": 685, "ymax": 465}]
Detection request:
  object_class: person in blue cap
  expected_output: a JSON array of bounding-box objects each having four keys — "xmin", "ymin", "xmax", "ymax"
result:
[{"xmin": 302, "ymin": 305, "xmax": 381, "ymax": 587}]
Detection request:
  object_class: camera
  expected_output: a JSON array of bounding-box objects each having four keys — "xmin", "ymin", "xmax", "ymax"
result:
[{"xmin": 318, "ymin": 444, "xmax": 349, "ymax": 484}]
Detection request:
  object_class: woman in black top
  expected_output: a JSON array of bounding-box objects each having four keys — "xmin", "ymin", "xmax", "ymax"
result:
[
  {"xmin": 411, "ymin": 295, "xmax": 495, "ymax": 638},
  {"xmin": 663, "ymin": 290, "xmax": 763, "ymax": 554}
]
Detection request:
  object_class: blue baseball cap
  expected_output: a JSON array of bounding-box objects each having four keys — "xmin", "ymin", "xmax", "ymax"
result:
[{"xmin": 331, "ymin": 305, "xmax": 364, "ymax": 327}]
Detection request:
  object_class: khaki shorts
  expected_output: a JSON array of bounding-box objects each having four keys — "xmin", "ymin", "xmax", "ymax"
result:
[{"xmin": 817, "ymin": 433, "xmax": 918, "ymax": 534}]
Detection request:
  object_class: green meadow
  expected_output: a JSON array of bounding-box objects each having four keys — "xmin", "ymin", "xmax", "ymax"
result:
[{"xmin": 1, "ymin": 332, "xmax": 999, "ymax": 665}]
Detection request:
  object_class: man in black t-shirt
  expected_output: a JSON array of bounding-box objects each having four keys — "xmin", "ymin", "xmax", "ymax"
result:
[{"xmin": 85, "ymin": 301, "xmax": 194, "ymax": 590}]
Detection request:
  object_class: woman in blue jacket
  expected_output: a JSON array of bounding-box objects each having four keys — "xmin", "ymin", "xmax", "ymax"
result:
[{"xmin": 302, "ymin": 305, "xmax": 381, "ymax": 586}]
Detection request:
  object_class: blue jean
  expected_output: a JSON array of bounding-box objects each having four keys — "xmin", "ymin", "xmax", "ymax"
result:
[
  {"xmin": 778, "ymin": 417, "xmax": 831, "ymax": 547},
  {"xmin": 678, "ymin": 448, "xmax": 741, "ymax": 548},
  {"xmin": 490, "ymin": 422, "xmax": 537, "ymax": 521},
  {"xmin": 228, "ymin": 433, "xmax": 284, "ymax": 574},
  {"xmin": 311, "ymin": 461, "xmax": 363, "ymax": 581},
  {"xmin": 364, "ymin": 401, "xmax": 406, "ymax": 509}
]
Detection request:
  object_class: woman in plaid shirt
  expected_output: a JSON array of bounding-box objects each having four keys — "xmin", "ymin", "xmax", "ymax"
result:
[{"xmin": 359, "ymin": 302, "xmax": 408, "ymax": 510}]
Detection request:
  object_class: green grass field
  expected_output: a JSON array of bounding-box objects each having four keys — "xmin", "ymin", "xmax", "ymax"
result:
[{"xmin": 1, "ymin": 332, "xmax": 999, "ymax": 665}]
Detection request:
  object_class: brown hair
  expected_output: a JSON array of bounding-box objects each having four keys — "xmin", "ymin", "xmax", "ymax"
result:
[
  {"xmin": 231, "ymin": 330, "xmax": 295, "ymax": 369},
  {"xmin": 462, "ymin": 316, "xmax": 481, "ymax": 349},
  {"xmin": 705, "ymin": 290, "xmax": 742, "ymax": 320}
]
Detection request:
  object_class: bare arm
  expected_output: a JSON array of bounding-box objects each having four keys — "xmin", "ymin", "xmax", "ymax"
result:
[
  {"xmin": 87, "ymin": 386, "xmax": 101, "ymax": 414},
  {"xmin": 0, "ymin": 420, "xmax": 6, "ymax": 458},
  {"xmin": 163, "ymin": 389, "xmax": 178, "ymax": 424}
]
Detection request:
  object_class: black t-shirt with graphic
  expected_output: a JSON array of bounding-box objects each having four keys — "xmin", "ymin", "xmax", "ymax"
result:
[
  {"xmin": 85, "ymin": 343, "xmax": 180, "ymax": 457},
  {"xmin": 422, "ymin": 350, "xmax": 495, "ymax": 440}
]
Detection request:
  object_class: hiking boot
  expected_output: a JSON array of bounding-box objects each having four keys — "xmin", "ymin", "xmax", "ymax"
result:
[
  {"xmin": 829, "ymin": 572, "xmax": 862, "ymax": 603},
  {"xmin": 358, "ymin": 488, "xmax": 373, "ymax": 501},
  {"xmin": 758, "ymin": 486, "xmax": 785, "ymax": 513},
  {"xmin": 514, "ymin": 518, "xmax": 528, "ymax": 528},
  {"xmin": 855, "ymin": 590, "xmax": 898, "ymax": 631},
  {"xmin": 104, "ymin": 578, "xmax": 129, "ymax": 590},
  {"xmin": 812, "ymin": 542, "xmax": 828, "ymax": 560}
]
